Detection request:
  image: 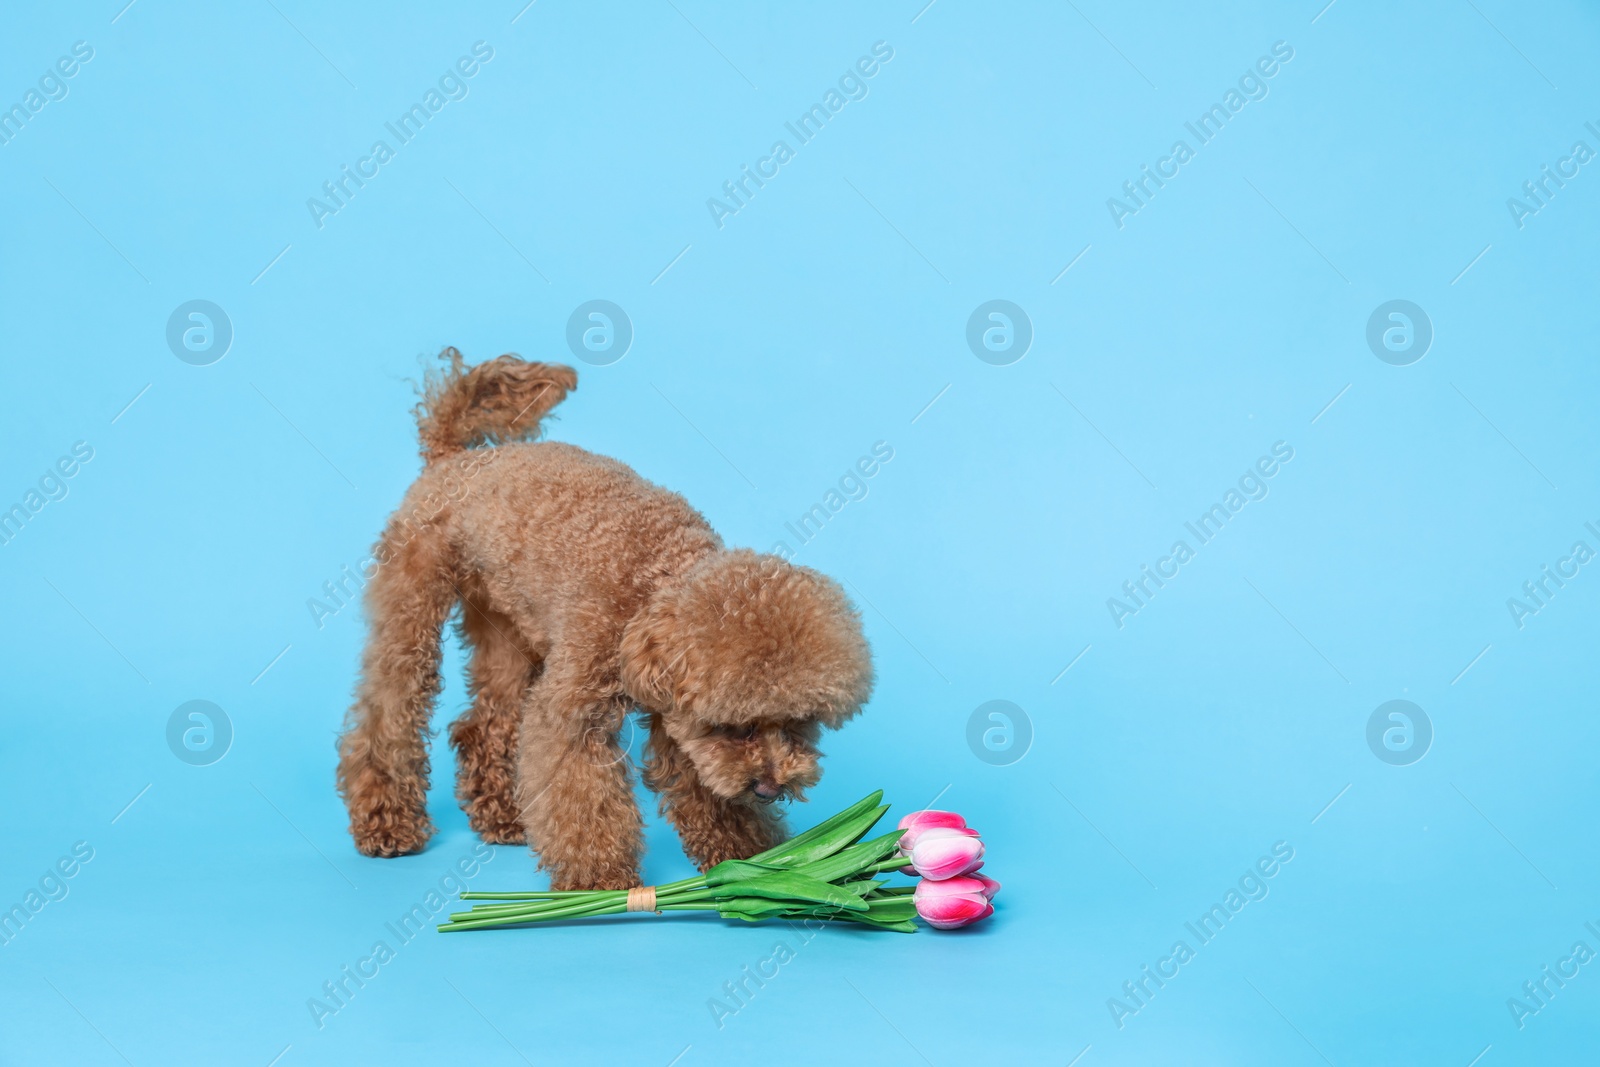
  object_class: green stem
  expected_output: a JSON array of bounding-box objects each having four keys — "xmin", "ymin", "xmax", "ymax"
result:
[
  {"xmin": 462, "ymin": 874, "xmax": 709, "ymax": 900},
  {"xmin": 442, "ymin": 886, "xmax": 718, "ymax": 929},
  {"xmin": 461, "ymin": 886, "xmax": 710, "ymax": 916},
  {"xmin": 441, "ymin": 898, "xmax": 627, "ymax": 931}
]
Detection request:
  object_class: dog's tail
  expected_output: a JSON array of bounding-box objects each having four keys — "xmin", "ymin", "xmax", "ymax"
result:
[{"xmin": 414, "ymin": 348, "xmax": 577, "ymax": 464}]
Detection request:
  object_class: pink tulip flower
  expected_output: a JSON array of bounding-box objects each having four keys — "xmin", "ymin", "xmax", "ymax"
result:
[
  {"xmin": 898, "ymin": 822, "xmax": 980, "ymax": 852},
  {"xmin": 896, "ymin": 810, "xmax": 975, "ymax": 852},
  {"xmin": 969, "ymin": 873, "xmax": 1002, "ymax": 900},
  {"xmin": 903, "ymin": 826, "xmax": 985, "ymax": 880},
  {"xmin": 897, "ymin": 809, "xmax": 968, "ymax": 833},
  {"xmin": 913, "ymin": 875, "xmax": 997, "ymax": 929}
]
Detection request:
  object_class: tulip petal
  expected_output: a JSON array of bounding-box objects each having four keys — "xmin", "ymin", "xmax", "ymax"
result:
[
  {"xmin": 912, "ymin": 875, "xmax": 990, "ymax": 900},
  {"xmin": 897, "ymin": 824, "xmax": 979, "ymax": 852},
  {"xmin": 913, "ymin": 886, "xmax": 994, "ymax": 929},
  {"xmin": 896, "ymin": 809, "xmax": 968, "ymax": 833},
  {"xmin": 906, "ymin": 827, "xmax": 986, "ymax": 880}
]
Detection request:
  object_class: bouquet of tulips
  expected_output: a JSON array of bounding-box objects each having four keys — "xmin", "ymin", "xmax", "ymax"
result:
[{"xmin": 437, "ymin": 791, "xmax": 999, "ymax": 934}]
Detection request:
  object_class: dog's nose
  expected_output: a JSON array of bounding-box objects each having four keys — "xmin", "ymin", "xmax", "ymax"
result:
[{"xmin": 752, "ymin": 779, "xmax": 782, "ymax": 799}]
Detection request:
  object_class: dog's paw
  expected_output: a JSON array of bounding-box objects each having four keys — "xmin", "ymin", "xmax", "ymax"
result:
[
  {"xmin": 685, "ymin": 821, "xmax": 787, "ymax": 872},
  {"xmin": 694, "ymin": 850, "xmax": 733, "ymax": 873},
  {"xmin": 463, "ymin": 797, "xmax": 528, "ymax": 846},
  {"xmin": 350, "ymin": 811, "xmax": 434, "ymax": 857},
  {"xmin": 473, "ymin": 823, "xmax": 527, "ymax": 846},
  {"xmin": 547, "ymin": 863, "xmax": 640, "ymax": 892}
]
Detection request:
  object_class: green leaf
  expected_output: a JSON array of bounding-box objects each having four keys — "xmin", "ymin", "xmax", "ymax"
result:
[
  {"xmin": 716, "ymin": 897, "xmax": 800, "ymax": 920},
  {"xmin": 862, "ymin": 897, "xmax": 918, "ymax": 922},
  {"xmin": 791, "ymin": 830, "xmax": 904, "ymax": 884},
  {"xmin": 703, "ymin": 859, "xmax": 787, "ymax": 886},
  {"xmin": 810, "ymin": 910, "xmax": 919, "ymax": 933},
  {"xmin": 744, "ymin": 791, "xmax": 886, "ymax": 868},
  {"xmin": 711, "ymin": 871, "xmax": 869, "ymax": 912},
  {"xmin": 714, "ymin": 896, "xmax": 916, "ymax": 931}
]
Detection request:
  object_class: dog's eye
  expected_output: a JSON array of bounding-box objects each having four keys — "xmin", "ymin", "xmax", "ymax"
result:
[{"xmin": 741, "ymin": 725, "xmax": 759, "ymax": 742}]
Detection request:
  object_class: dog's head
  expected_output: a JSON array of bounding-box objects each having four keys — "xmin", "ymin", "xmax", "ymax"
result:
[{"xmin": 620, "ymin": 550, "xmax": 873, "ymax": 804}]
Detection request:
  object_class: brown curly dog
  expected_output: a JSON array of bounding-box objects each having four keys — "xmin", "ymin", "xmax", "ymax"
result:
[{"xmin": 335, "ymin": 350, "xmax": 874, "ymax": 890}]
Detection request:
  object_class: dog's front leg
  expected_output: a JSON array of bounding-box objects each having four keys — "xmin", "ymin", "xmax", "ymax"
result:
[
  {"xmin": 642, "ymin": 722, "xmax": 787, "ymax": 871},
  {"xmin": 517, "ymin": 671, "xmax": 643, "ymax": 891}
]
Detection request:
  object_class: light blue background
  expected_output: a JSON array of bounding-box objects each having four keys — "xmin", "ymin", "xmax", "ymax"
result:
[{"xmin": 3, "ymin": 1, "xmax": 1598, "ymax": 1063}]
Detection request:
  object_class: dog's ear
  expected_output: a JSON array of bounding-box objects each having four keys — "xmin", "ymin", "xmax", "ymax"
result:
[{"xmin": 618, "ymin": 603, "xmax": 683, "ymax": 712}]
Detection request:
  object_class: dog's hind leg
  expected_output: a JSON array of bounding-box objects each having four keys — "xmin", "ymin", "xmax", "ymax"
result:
[
  {"xmin": 451, "ymin": 593, "xmax": 543, "ymax": 845},
  {"xmin": 517, "ymin": 651, "xmax": 643, "ymax": 890},
  {"xmin": 336, "ymin": 520, "xmax": 459, "ymax": 857}
]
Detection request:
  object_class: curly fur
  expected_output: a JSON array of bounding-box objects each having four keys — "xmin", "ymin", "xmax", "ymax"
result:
[
  {"xmin": 415, "ymin": 348, "xmax": 577, "ymax": 464},
  {"xmin": 336, "ymin": 350, "xmax": 874, "ymax": 890}
]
